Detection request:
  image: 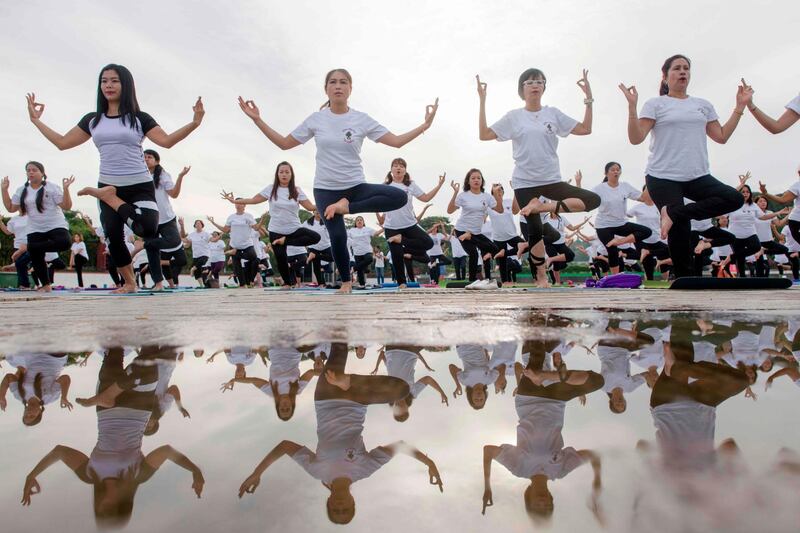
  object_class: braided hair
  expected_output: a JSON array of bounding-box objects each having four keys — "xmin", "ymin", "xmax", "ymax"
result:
[{"xmin": 19, "ymin": 161, "xmax": 47, "ymax": 216}]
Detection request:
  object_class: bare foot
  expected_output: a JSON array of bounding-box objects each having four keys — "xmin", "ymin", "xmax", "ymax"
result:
[
  {"xmin": 694, "ymin": 240, "xmax": 712, "ymax": 255},
  {"xmin": 516, "ymin": 241, "xmax": 529, "ymax": 258},
  {"xmin": 398, "ymin": 283, "xmax": 407, "ymax": 289},
  {"xmin": 607, "ymin": 235, "xmax": 634, "ymax": 248},
  {"xmin": 519, "ymin": 198, "xmax": 544, "ymax": 217},
  {"xmin": 324, "ymin": 198, "xmax": 350, "ymax": 220},
  {"xmin": 336, "ymin": 281, "xmax": 353, "ymax": 294},
  {"xmin": 111, "ymin": 283, "xmax": 137, "ymax": 294},
  {"xmin": 387, "ymin": 234, "xmax": 402, "ymax": 244},
  {"xmin": 76, "ymin": 395, "xmax": 115, "ymax": 408},
  {"xmin": 150, "ymin": 282, "xmax": 165, "ymax": 291},
  {"xmin": 494, "ymin": 249, "xmax": 505, "ymax": 259},
  {"xmin": 458, "ymin": 232, "xmax": 472, "ymax": 242},
  {"xmin": 659, "ymin": 206, "xmax": 673, "ymax": 240},
  {"xmin": 482, "ymin": 252, "xmax": 493, "ymax": 262},
  {"xmin": 271, "ymin": 236, "xmax": 286, "ymax": 246},
  {"xmin": 131, "ymin": 239, "xmax": 145, "ymax": 256},
  {"xmin": 77, "ymin": 186, "xmax": 122, "ymax": 209},
  {"xmin": 535, "ymin": 266, "xmax": 551, "ymax": 288},
  {"xmin": 306, "ymin": 252, "xmax": 316, "ymax": 263},
  {"xmin": 502, "ymin": 281, "xmax": 515, "ymax": 288},
  {"xmin": 36, "ymin": 285, "xmax": 52, "ymax": 293}
]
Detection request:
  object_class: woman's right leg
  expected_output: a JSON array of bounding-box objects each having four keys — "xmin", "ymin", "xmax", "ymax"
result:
[
  {"xmin": 269, "ymin": 231, "xmax": 294, "ymax": 285},
  {"xmin": 14, "ymin": 250, "xmax": 31, "ymax": 288},
  {"xmin": 455, "ymin": 230, "xmax": 479, "ymax": 281},
  {"xmin": 74, "ymin": 255, "xmax": 87, "ymax": 287},
  {"xmin": 353, "ymin": 253, "xmax": 373, "ymax": 286},
  {"xmin": 27, "ymin": 229, "xmax": 71, "ymax": 289},
  {"xmin": 385, "ymin": 228, "xmax": 408, "ymax": 285}
]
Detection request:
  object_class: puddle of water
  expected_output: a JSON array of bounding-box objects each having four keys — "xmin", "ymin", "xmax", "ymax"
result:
[{"xmin": 1, "ymin": 312, "xmax": 799, "ymax": 532}]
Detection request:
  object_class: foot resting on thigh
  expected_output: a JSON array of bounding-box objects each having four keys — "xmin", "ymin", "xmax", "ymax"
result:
[
  {"xmin": 77, "ymin": 186, "xmax": 124, "ymax": 211},
  {"xmin": 324, "ymin": 198, "xmax": 350, "ymax": 220}
]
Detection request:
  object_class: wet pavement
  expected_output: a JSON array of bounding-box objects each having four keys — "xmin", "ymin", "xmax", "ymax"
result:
[{"xmin": 2, "ymin": 311, "xmax": 799, "ymax": 532}]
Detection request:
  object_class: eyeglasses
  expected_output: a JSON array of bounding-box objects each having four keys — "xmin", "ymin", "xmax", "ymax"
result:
[{"xmin": 522, "ymin": 80, "xmax": 546, "ymax": 87}]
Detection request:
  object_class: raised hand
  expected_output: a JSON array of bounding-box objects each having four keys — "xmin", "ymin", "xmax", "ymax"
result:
[
  {"xmin": 238, "ymin": 96, "xmax": 261, "ymax": 120},
  {"xmin": 438, "ymin": 172, "xmax": 446, "ymax": 186},
  {"xmin": 60, "ymin": 398, "xmax": 74, "ymax": 411},
  {"xmin": 26, "ymin": 93, "xmax": 45, "ymax": 121},
  {"xmin": 192, "ymin": 97, "xmax": 205, "ymax": 125},
  {"xmin": 220, "ymin": 190, "xmax": 236, "ymax": 203},
  {"xmin": 192, "ymin": 471, "xmax": 205, "ymax": 498},
  {"xmin": 239, "ymin": 473, "xmax": 261, "ymax": 498},
  {"xmin": 476, "ymin": 75, "xmax": 487, "ymax": 100},
  {"xmin": 482, "ymin": 489, "xmax": 493, "ymax": 515},
  {"xmin": 179, "ymin": 166, "xmax": 191, "ymax": 178},
  {"xmin": 440, "ymin": 392, "xmax": 449, "ymax": 406},
  {"xmin": 220, "ymin": 380, "xmax": 235, "ymax": 393},
  {"xmin": 759, "ymin": 181, "xmax": 768, "ymax": 194},
  {"xmin": 427, "ymin": 462, "xmax": 444, "ymax": 492},
  {"xmin": 62, "ymin": 175, "xmax": 75, "ymax": 189},
  {"xmin": 618, "ymin": 83, "xmax": 638, "ymax": 107},
  {"xmin": 739, "ymin": 171, "xmax": 751, "ymax": 186},
  {"xmin": 424, "ymin": 98, "xmax": 439, "ymax": 129},
  {"xmin": 1, "ymin": 176, "xmax": 9, "ymax": 190},
  {"xmin": 574, "ymin": 169, "xmax": 583, "ymax": 188},
  {"xmin": 577, "ymin": 69, "xmax": 592, "ymax": 98},
  {"xmin": 206, "ymin": 216, "xmax": 215, "ymax": 223},
  {"xmin": 450, "ymin": 180, "xmax": 460, "ymax": 193},
  {"xmin": 737, "ymin": 79, "xmax": 754, "ymax": 109}
]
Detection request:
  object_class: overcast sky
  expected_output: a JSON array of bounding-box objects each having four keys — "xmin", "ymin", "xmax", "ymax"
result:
[{"xmin": 1, "ymin": 0, "xmax": 798, "ymax": 228}]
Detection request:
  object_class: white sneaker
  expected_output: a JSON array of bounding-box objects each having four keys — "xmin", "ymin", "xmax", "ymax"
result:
[
  {"xmin": 465, "ymin": 279, "xmax": 484, "ymax": 290},
  {"xmin": 477, "ymin": 279, "xmax": 499, "ymax": 290}
]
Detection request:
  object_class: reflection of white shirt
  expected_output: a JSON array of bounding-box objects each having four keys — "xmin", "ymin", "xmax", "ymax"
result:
[
  {"xmin": 260, "ymin": 347, "xmax": 311, "ymax": 396},
  {"xmin": 385, "ymin": 349, "xmax": 427, "ymax": 398},
  {"xmin": 6, "ymin": 353, "xmax": 67, "ymax": 405},
  {"xmin": 496, "ymin": 396, "xmax": 585, "ymax": 480},
  {"xmin": 598, "ymin": 345, "xmax": 646, "ymax": 393},
  {"xmin": 456, "ymin": 344, "xmax": 497, "ymax": 386},
  {"xmin": 226, "ymin": 346, "xmax": 256, "ymax": 366},
  {"xmin": 631, "ymin": 326, "xmax": 670, "ymax": 370},
  {"xmin": 291, "ymin": 400, "xmax": 393, "ymax": 484},
  {"xmin": 88, "ymin": 407, "xmax": 151, "ymax": 481},
  {"xmin": 652, "ymin": 400, "xmax": 716, "ymax": 471}
]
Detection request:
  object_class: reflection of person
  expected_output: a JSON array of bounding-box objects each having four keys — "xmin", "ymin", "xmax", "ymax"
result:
[
  {"xmin": 482, "ymin": 339, "xmax": 604, "ymax": 525},
  {"xmin": 597, "ymin": 319, "xmax": 655, "ymax": 414},
  {"xmin": 21, "ymin": 347, "xmax": 204, "ymax": 529},
  {"xmin": 449, "ymin": 344, "xmax": 507, "ymax": 410},
  {"xmin": 0, "ymin": 352, "xmax": 73, "ymax": 426},
  {"xmin": 238, "ymin": 343, "xmax": 443, "ymax": 524}
]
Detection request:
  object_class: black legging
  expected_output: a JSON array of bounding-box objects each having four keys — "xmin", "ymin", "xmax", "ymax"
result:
[
  {"xmin": 428, "ymin": 254, "xmax": 452, "ymax": 283},
  {"xmin": 287, "ymin": 254, "xmax": 307, "ymax": 284},
  {"xmin": 105, "ymin": 252, "xmax": 122, "ymax": 286},
  {"xmin": 384, "ymin": 225, "xmax": 433, "ymax": 285},
  {"xmin": 233, "ymin": 246, "xmax": 258, "ymax": 286},
  {"xmin": 454, "ymin": 230, "xmax": 498, "ymax": 281},
  {"xmin": 315, "ymin": 343, "xmax": 409, "ymax": 404},
  {"xmin": 691, "ymin": 227, "xmax": 736, "ymax": 276},
  {"xmin": 645, "ymin": 175, "xmax": 743, "ymax": 278},
  {"xmin": 453, "ymin": 256, "xmax": 467, "ymax": 280},
  {"xmin": 27, "ymin": 228, "xmax": 70, "ymax": 286},
  {"xmin": 269, "ymin": 228, "xmax": 320, "ymax": 285},
  {"xmin": 756, "ymin": 240, "xmax": 791, "ymax": 277},
  {"xmin": 544, "ymin": 242, "xmax": 575, "ymax": 273},
  {"xmin": 191, "ymin": 256, "xmax": 209, "ymax": 283},
  {"xmin": 493, "ymin": 236, "xmax": 524, "ymax": 282},
  {"xmin": 47, "ymin": 257, "xmax": 66, "ymax": 284},
  {"xmin": 730, "ymin": 235, "xmax": 761, "ymax": 277},
  {"xmin": 160, "ymin": 248, "xmax": 188, "ymax": 286},
  {"xmin": 13, "ymin": 250, "xmax": 31, "ymax": 288},
  {"xmin": 353, "ymin": 253, "xmax": 373, "ymax": 286},
  {"xmin": 73, "ymin": 254, "xmax": 88, "ymax": 287},
  {"xmin": 519, "ymin": 339, "xmax": 605, "ymax": 400},
  {"xmin": 144, "ymin": 217, "xmax": 183, "ymax": 284},
  {"xmin": 514, "ymin": 182, "xmax": 600, "ymax": 262},
  {"xmin": 308, "ymin": 247, "xmax": 333, "ymax": 285},
  {"xmin": 596, "ymin": 223, "xmax": 653, "ymax": 269},
  {"xmin": 639, "ymin": 241, "xmax": 670, "ymax": 280},
  {"xmin": 98, "ymin": 180, "xmax": 159, "ymax": 268},
  {"xmin": 313, "ymin": 184, "xmax": 406, "ymax": 283}
]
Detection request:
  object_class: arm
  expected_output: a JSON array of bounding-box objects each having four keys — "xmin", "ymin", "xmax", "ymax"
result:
[
  {"xmin": 758, "ymin": 180, "xmax": 797, "ymax": 206},
  {"xmin": 0, "ymin": 218, "xmax": 10, "ymax": 236},
  {"xmin": 377, "ymin": 98, "xmax": 439, "ymax": 148},
  {"xmin": 22, "ymin": 445, "xmax": 89, "ymax": 505},
  {"xmin": 375, "ymin": 212, "xmax": 386, "ymax": 226},
  {"xmin": 379, "ymin": 441, "xmax": 443, "ymax": 492},
  {"xmin": 371, "ymin": 349, "xmax": 386, "ymax": 375},
  {"xmin": 476, "ymin": 76, "xmax": 498, "ymax": 141},
  {"xmin": 570, "ymin": 69, "xmax": 593, "ymax": 135},
  {"xmin": 491, "ymin": 190, "xmax": 504, "ymax": 213},
  {"xmin": 1, "ymin": 177, "xmax": 17, "ymax": 212},
  {"xmin": 448, "ymin": 364, "xmax": 462, "ymax": 397},
  {"xmin": 415, "ymin": 204, "xmax": 432, "ymax": 223},
  {"xmin": 237, "ymin": 97, "xmax": 301, "ymax": 150},
  {"xmin": 166, "ymin": 385, "xmax": 190, "ymax": 417},
  {"xmin": 0, "ymin": 373, "xmax": 15, "ymax": 410},
  {"xmin": 299, "ymin": 198, "xmax": 316, "ymax": 211},
  {"xmin": 705, "ymin": 83, "xmax": 752, "ymax": 144},
  {"xmin": 145, "ymin": 97, "xmax": 204, "ymax": 149},
  {"xmin": 420, "ymin": 376, "xmax": 449, "ymax": 405},
  {"xmin": 220, "ymin": 191, "xmax": 268, "ymax": 206},
  {"xmin": 56, "ymin": 375, "xmax": 72, "ymax": 410},
  {"xmin": 482, "ymin": 445, "xmax": 501, "ymax": 514},
  {"xmin": 57, "ymin": 176, "xmax": 74, "ymax": 210},
  {"xmin": 206, "ymin": 216, "xmax": 229, "ymax": 233},
  {"xmin": 178, "ymin": 217, "xmax": 187, "ymax": 239},
  {"xmin": 25, "ymin": 94, "xmax": 91, "ymax": 150},
  {"xmin": 168, "ymin": 166, "xmax": 191, "ymax": 199},
  {"xmin": 618, "ymin": 84, "xmax": 654, "ymax": 144},
  {"xmin": 239, "ymin": 440, "xmax": 304, "ymax": 497},
  {"xmin": 446, "ymin": 182, "xmax": 460, "ymax": 215},
  {"xmin": 143, "ymin": 445, "xmax": 204, "ymax": 497},
  {"xmin": 748, "ymin": 92, "xmax": 800, "ymax": 134},
  {"xmin": 417, "ymin": 173, "xmax": 446, "ymax": 202}
]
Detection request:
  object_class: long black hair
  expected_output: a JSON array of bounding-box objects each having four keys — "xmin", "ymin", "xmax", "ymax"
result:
[
  {"xmin": 92, "ymin": 64, "xmax": 141, "ymax": 130},
  {"xmin": 741, "ymin": 184, "xmax": 753, "ymax": 205},
  {"xmin": 463, "ymin": 168, "xmax": 485, "ymax": 192},
  {"xmin": 660, "ymin": 55, "xmax": 691, "ymax": 96},
  {"xmin": 143, "ymin": 149, "xmax": 163, "ymax": 189},
  {"xmin": 19, "ymin": 161, "xmax": 47, "ymax": 216},
  {"xmin": 384, "ymin": 158, "xmax": 411, "ymax": 186},
  {"xmin": 603, "ymin": 161, "xmax": 621, "ymax": 183},
  {"xmin": 270, "ymin": 162, "xmax": 298, "ymax": 201}
]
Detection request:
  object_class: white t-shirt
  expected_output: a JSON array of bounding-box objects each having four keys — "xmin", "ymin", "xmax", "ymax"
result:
[
  {"xmin": 640, "ymin": 95, "xmax": 719, "ymax": 181},
  {"xmin": 225, "ymin": 213, "xmax": 256, "ymax": 249},
  {"xmin": 428, "ymin": 233, "xmax": 445, "ymax": 256},
  {"xmin": 628, "ymin": 203, "xmax": 664, "ymax": 244},
  {"xmin": 153, "ymin": 170, "xmax": 176, "ymax": 224},
  {"xmin": 652, "ymin": 401, "xmax": 716, "ymax": 471},
  {"xmin": 187, "ymin": 230, "xmax": 211, "ymax": 257},
  {"xmin": 782, "ymin": 225, "xmax": 800, "ymax": 252},
  {"xmin": 258, "ymin": 347, "xmax": 310, "ymax": 396},
  {"xmin": 6, "ymin": 353, "xmax": 67, "ymax": 405},
  {"xmin": 786, "ymin": 181, "xmax": 800, "ymax": 222},
  {"xmin": 7, "ymin": 216, "xmax": 28, "ymax": 247},
  {"xmin": 88, "ymin": 407, "xmax": 151, "ymax": 481},
  {"xmin": 133, "ymin": 250, "xmax": 148, "ymax": 268},
  {"xmin": 544, "ymin": 215, "xmax": 566, "ymax": 245},
  {"xmin": 253, "ymin": 231, "xmax": 267, "ymax": 259},
  {"xmin": 384, "ymin": 181, "xmax": 425, "ymax": 230},
  {"xmin": 456, "ymin": 344, "xmax": 498, "ymax": 387},
  {"xmin": 307, "ymin": 219, "xmax": 331, "ymax": 251},
  {"xmin": 727, "ymin": 203, "xmax": 759, "ymax": 239},
  {"xmin": 449, "ymin": 234, "xmax": 467, "ymax": 257},
  {"xmin": 259, "ymin": 185, "xmax": 308, "ymax": 235},
  {"xmin": 487, "ymin": 197, "xmax": 517, "ymax": 240},
  {"xmin": 786, "ymin": 94, "xmax": 800, "ymax": 116},
  {"xmin": 374, "ymin": 252, "xmax": 385, "ymax": 268},
  {"xmin": 290, "ymin": 108, "xmax": 389, "ymax": 190},
  {"xmin": 71, "ymin": 241, "xmax": 89, "ymax": 259},
  {"xmin": 208, "ymin": 240, "xmax": 226, "ymax": 262},
  {"xmin": 455, "ymin": 191, "xmax": 496, "ymax": 233},
  {"xmin": 592, "ymin": 181, "xmax": 641, "ymax": 228},
  {"xmin": 286, "ymin": 244, "xmax": 305, "ymax": 257},
  {"xmin": 385, "ymin": 349, "xmax": 427, "ymax": 398},
  {"xmin": 481, "ymin": 219, "xmax": 493, "ymax": 240},
  {"xmin": 226, "ymin": 346, "xmax": 256, "ymax": 366},
  {"xmin": 598, "ymin": 345, "xmax": 646, "ymax": 393},
  {"xmin": 495, "ymin": 396, "xmax": 585, "ymax": 480},
  {"xmin": 12, "ymin": 182, "xmax": 68, "ymax": 234},
  {"xmin": 490, "ymin": 106, "xmax": 578, "ymax": 188},
  {"xmin": 754, "ymin": 207, "xmax": 774, "ymax": 242},
  {"xmin": 587, "ymin": 239, "xmax": 608, "ymax": 257},
  {"xmin": 291, "ymin": 399, "xmax": 393, "ymax": 484},
  {"xmin": 348, "ymin": 226, "xmax": 374, "ymax": 256}
]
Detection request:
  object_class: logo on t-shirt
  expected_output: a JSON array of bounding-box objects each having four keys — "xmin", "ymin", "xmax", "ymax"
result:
[
  {"xmin": 345, "ymin": 448, "xmax": 356, "ymax": 462},
  {"xmin": 543, "ymin": 122, "xmax": 555, "ymax": 134},
  {"xmin": 343, "ymin": 128, "xmax": 355, "ymax": 144}
]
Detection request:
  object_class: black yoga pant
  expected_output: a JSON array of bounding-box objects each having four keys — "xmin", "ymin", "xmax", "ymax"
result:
[
  {"xmin": 640, "ymin": 241, "xmax": 670, "ymax": 280},
  {"xmin": 428, "ymin": 254, "xmax": 452, "ymax": 283},
  {"xmin": 73, "ymin": 254, "xmax": 88, "ymax": 287},
  {"xmin": 98, "ymin": 180, "xmax": 159, "ymax": 268},
  {"xmin": 144, "ymin": 217, "xmax": 183, "ymax": 283},
  {"xmin": 691, "ymin": 227, "xmax": 735, "ymax": 276},
  {"xmin": 309, "ymin": 247, "xmax": 333, "ymax": 284},
  {"xmin": 756, "ymin": 240, "xmax": 791, "ymax": 277},
  {"xmin": 730, "ymin": 235, "xmax": 761, "ymax": 277},
  {"xmin": 287, "ymin": 254, "xmax": 307, "ymax": 283},
  {"xmin": 493, "ymin": 236, "xmax": 524, "ymax": 282},
  {"xmin": 353, "ymin": 253, "xmax": 373, "ymax": 286},
  {"xmin": 160, "ymin": 248, "xmax": 188, "ymax": 286},
  {"xmin": 191, "ymin": 256, "xmax": 209, "ymax": 281},
  {"xmin": 14, "ymin": 250, "xmax": 31, "ymax": 288},
  {"xmin": 454, "ymin": 230, "xmax": 498, "ymax": 281},
  {"xmin": 47, "ymin": 257, "xmax": 66, "ymax": 284},
  {"xmin": 514, "ymin": 182, "xmax": 600, "ymax": 253},
  {"xmin": 315, "ymin": 343, "xmax": 409, "ymax": 404},
  {"xmin": 270, "ymin": 228, "xmax": 320, "ymax": 285},
  {"xmin": 314, "ymin": 184, "xmax": 406, "ymax": 283},
  {"xmin": 384, "ymin": 225, "xmax": 433, "ymax": 285},
  {"xmin": 27, "ymin": 228, "xmax": 70, "ymax": 286},
  {"xmin": 645, "ymin": 174, "xmax": 743, "ymax": 278},
  {"xmin": 234, "ymin": 246, "xmax": 258, "ymax": 285},
  {"xmin": 453, "ymin": 256, "xmax": 467, "ymax": 280},
  {"xmin": 596, "ymin": 223, "xmax": 653, "ymax": 269},
  {"xmin": 544, "ymin": 242, "xmax": 575, "ymax": 273}
]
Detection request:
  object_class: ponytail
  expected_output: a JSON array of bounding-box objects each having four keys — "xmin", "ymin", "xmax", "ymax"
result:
[
  {"xmin": 660, "ymin": 54, "xmax": 691, "ymax": 96},
  {"xmin": 19, "ymin": 182, "xmax": 29, "ymax": 216},
  {"xmin": 659, "ymin": 80, "xmax": 669, "ymax": 96},
  {"xmin": 143, "ymin": 149, "xmax": 162, "ymax": 188}
]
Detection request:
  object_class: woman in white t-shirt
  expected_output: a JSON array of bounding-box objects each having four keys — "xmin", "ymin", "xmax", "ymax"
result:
[
  {"xmin": 478, "ymin": 69, "xmax": 601, "ymax": 287},
  {"xmin": 448, "ymin": 228, "xmax": 468, "ymax": 280},
  {"xmin": 591, "ymin": 162, "xmax": 652, "ymax": 275},
  {"xmin": 141, "ymin": 149, "xmax": 190, "ymax": 290},
  {"xmin": 0, "ymin": 352, "xmax": 73, "ymax": 426},
  {"xmin": 728, "ymin": 180, "xmax": 787, "ymax": 277},
  {"xmin": 426, "ymin": 222, "xmax": 452, "ymax": 284},
  {"xmin": 759, "ymin": 166, "xmax": 800, "ymax": 256},
  {"xmin": 1, "ymin": 162, "xmax": 73, "ymax": 292},
  {"xmin": 0, "ymin": 215, "xmax": 32, "ymax": 288},
  {"xmin": 305, "ymin": 211, "xmax": 334, "ymax": 286},
  {"xmin": 208, "ymin": 205, "xmax": 259, "ymax": 287},
  {"xmin": 347, "ymin": 216, "xmax": 383, "ymax": 287},
  {"xmin": 26, "ymin": 64, "xmax": 203, "ymax": 294},
  {"xmin": 373, "ymin": 248, "xmax": 386, "ymax": 285},
  {"xmin": 376, "ymin": 158, "xmax": 444, "ymax": 287},
  {"xmin": 488, "ymin": 184, "xmax": 526, "ymax": 286},
  {"xmin": 222, "ymin": 162, "xmax": 319, "ymax": 287},
  {"xmin": 238, "ymin": 344, "xmax": 442, "ymax": 524},
  {"xmin": 238, "ymin": 69, "xmax": 438, "ymax": 293},
  {"xmin": 754, "ymin": 195, "xmax": 791, "ymax": 277},
  {"xmin": 626, "ymin": 188, "xmax": 673, "ymax": 280},
  {"xmin": 206, "ymin": 231, "xmax": 227, "ymax": 286},
  {"xmin": 181, "ymin": 219, "xmax": 213, "ymax": 286},
  {"xmin": 447, "ymin": 169, "xmax": 504, "ymax": 283},
  {"xmin": 69, "ymin": 233, "xmax": 90, "ymax": 287},
  {"xmin": 620, "ymin": 54, "xmax": 751, "ymax": 278}
]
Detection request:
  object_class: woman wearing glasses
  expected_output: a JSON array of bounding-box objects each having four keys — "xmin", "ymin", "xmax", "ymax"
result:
[{"xmin": 477, "ymin": 69, "xmax": 600, "ymax": 287}]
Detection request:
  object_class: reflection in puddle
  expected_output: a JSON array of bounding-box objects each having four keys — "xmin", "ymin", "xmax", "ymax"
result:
[{"xmin": 2, "ymin": 313, "xmax": 799, "ymax": 532}]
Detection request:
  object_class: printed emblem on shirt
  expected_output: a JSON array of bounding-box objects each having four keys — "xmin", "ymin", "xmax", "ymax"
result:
[
  {"xmin": 543, "ymin": 122, "xmax": 555, "ymax": 134},
  {"xmin": 346, "ymin": 448, "xmax": 356, "ymax": 462},
  {"xmin": 343, "ymin": 129, "xmax": 355, "ymax": 144}
]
